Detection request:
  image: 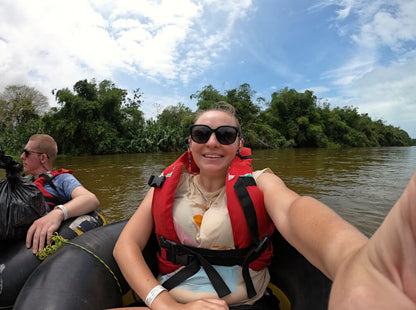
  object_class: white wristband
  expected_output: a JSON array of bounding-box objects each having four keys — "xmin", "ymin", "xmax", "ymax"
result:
[
  {"xmin": 145, "ymin": 284, "xmax": 167, "ymax": 307},
  {"xmin": 54, "ymin": 204, "xmax": 68, "ymax": 221}
]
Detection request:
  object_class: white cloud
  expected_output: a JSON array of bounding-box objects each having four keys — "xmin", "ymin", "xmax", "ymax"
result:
[
  {"xmin": 314, "ymin": 0, "xmax": 416, "ymax": 136},
  {"xmin": 1, "ymin": 0, "xmax": 414, "ymax": 138},
  {"xmin": 308, "ymin": 0, "xmax": 356, "ymax": 19},
  {"xmin": 0, "ymin": 0, "xmax": 253, "ymax": 106},
  {"xmin": 322, "ymin": 57, "xmax": 376, "ymax": 86},
  {"xmin": 318, "ymin": 0, "xmax": 416, "ymax": 82},
  {"xmin": 302, "ymin": 86, "xmax": 330, "ymax": 96},
  {"xmin": 351, "ymin": 2, "xmax": 416, "ymax": 51},
  {"xmin": 327, "ymin": 52, "xmax": 416, "ymax": 136},
  {"xmin": 345, "ymin": 55, "xmax": 416, "ymax": 117}
]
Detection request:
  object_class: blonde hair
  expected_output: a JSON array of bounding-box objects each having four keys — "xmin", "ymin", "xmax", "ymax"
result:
[
  {"xmin": 195, "ymin": 101, "xmax": 242, "ymax": 137},
  {"xmin": 29, "ymin": 134, "xmax": 58, "ymax": 162}
]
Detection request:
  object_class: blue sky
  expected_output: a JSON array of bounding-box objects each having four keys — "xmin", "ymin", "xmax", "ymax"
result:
[{"xmin": 1, "ymin": 0, "xmax": 415, "ymax": 137}]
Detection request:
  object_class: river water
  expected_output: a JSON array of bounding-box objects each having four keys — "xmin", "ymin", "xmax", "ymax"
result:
[{"xmin": 51, "ymin": 146, "xmax": 416, "ymax": 236}]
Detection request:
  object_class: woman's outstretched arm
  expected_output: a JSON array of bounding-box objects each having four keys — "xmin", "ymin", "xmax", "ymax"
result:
[{"xmin": 329, "ymin": 170, "xmax": 416, "ymax": 309}]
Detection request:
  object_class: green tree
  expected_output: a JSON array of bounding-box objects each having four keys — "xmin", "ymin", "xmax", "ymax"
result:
[
  {"xmin": 44, "ymin": 79, "xmax": 128, "ymax": 154},
  {"xmin": 0, "ymin": 85, "xmax": 47, "ymax": 154},
  {"xmin": 155, "ymin": 103, "xmax": 193, "ymax": 151},
  {"xmin": 266, "ymin": 88, "xmax": 326, "ymax": 147},
  {"xmin": 0, "ymin": 85, "xmax": 48, "ymax": 130},
  {"xmin": 2, "ymin": 81, "xmax": 414, "ymax": 155},
  {"xmin": 121, "ymin": 88, "xmax": 146, "ymax": 152},
  {"xmin": 190, "ymin": 85, "xmax": 226, "ymax": 110},
  {"xmin": 191, "ymin": 84, "xmax": 265, "ymax": 148},
  {"xmin": 225, "ymin": 83, "xmax": 261, "ymax": 127}
]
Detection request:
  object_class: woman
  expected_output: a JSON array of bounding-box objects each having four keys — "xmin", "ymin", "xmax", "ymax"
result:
[{"xmin": 112, "ymin": 102, "xmax": 416, "ymax": 309}]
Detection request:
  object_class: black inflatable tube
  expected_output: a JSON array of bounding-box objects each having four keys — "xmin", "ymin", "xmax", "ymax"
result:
[
  {"xmin": 14, "ymin": 220, "xmax": 158, "ymax": 310},
  {"xmin": 13, "ymin": 220, "xmax": 127, "ymax": 310},
  {"xmin": 13, "ymin": 222, "xmax": 331, "ymax": 310},
  {"xmin": 0, "ymin": 241, "xmax": 41, "ymax": 310},
  {"xmin": 269, "ymin": 231, "xmax": 332, "ymax": 310},
  {"xmin": 0, "ymin": 210, "xmax": 106, "ymax": 309}
]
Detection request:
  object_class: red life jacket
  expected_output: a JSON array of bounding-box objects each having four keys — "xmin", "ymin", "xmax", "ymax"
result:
[
  {"xmin": 33, "ymin": 169, "xmax": 73, "ymax": 207},
  {"xmin": 149, "ymin": 147, "xmax": 275, "ymax": 298}
]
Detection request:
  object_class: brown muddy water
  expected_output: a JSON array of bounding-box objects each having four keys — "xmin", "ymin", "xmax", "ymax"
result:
[
  {"xmin": 50, "ymin": 146, "xmax": 416, "ymax": 236},
  {"xmin": 4, "ymin": 147, "xmax": 414, "ymax": 236}
]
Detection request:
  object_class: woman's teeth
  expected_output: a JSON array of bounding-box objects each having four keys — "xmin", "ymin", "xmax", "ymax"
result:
[{"xmin": 204, "ymin": 154, "xmax": 222, "ymax": 158}]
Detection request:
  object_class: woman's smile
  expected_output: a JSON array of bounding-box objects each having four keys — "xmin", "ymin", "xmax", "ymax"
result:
[{"xmin": 202, "ymin": 154, "xmax": 224, "ymax": 158}]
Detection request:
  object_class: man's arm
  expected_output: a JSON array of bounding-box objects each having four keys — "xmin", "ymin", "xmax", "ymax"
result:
[{"xmin": 26, "ymin": 184, "xmax": 99, "ymax": 254}]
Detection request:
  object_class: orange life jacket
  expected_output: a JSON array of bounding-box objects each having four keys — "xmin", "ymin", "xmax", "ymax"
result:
[
  {"xmin": 33, "ymin": 169, "xmax": 73, "ymax": 207},
  {"xmin": 149, "ymin": 147, "xmax": 275, "ymax": 298}
]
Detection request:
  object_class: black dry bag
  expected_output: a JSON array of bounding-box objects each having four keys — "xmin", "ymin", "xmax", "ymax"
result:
[{"xmin": 0, "ymin": 144, "xmax": 45, "ymax": 240}]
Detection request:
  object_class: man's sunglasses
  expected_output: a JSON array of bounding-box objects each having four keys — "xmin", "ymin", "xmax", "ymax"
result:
[
  {"xmin": 190, "ymin": 125, "xmax": 239, "ymax": 145},
  {"xmin": 23, "ymin": 148, "xmax": 47, "ymax": 158}
]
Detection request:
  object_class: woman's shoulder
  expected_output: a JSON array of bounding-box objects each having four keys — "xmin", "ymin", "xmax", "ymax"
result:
[{"xmin": 253, "ymin": 168, "xmax": 274, "ymax": 181}]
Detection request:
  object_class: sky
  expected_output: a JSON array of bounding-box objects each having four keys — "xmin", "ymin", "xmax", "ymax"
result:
[{"xmin": 1, "ymin": 0, "xmax": 415, "ymax": 138}]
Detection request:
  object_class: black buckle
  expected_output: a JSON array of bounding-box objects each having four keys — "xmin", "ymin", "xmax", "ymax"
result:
[
  {"xmin": 176, "ymin": 254, "xmax": 193, "ymax": 265},
  {"xmin": 254, "ymin": 234, "xmax": 270, "ymax": 254},
  {"xmin": 159, "ymin": 236, "xmax": 194, "ymax": 265},
  {"xmin": 244, "ymin": 234, "xmax": 270, "ymax": 264},
  {"xmin": 148, "ymin": 175, "xmax": 166, "ymax": 187}
]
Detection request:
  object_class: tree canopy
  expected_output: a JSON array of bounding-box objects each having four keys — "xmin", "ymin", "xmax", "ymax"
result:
[
  {"xmin": 1, "ymin": 80, "xmax": 414, "ymax": 156},
  {"xmin": 0, "ymin": 85, "xmax": 48, "ymax": 130}
]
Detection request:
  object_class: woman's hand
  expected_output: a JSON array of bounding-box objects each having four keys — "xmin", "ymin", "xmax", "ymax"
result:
[
  {"xmin": 108, "ymin": 297, "xmax": 228, "ymax": 310},
  {"xmin": 179, "ymin": 298, "xmax": 229, "ymax": 310},
  {"xmin": 154, "ymin": 297, "xmax": 228, "ymax": 310},
  {"xmin": 329, "ymin": 170, "xmax": 416, "ymax": 309},
  {"xmin": 329, "ymin": 245, "xmax": 416, "ymax": 309}
]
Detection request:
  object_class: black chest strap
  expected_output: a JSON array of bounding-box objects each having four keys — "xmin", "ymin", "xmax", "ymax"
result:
[{"xmin": 159, "ymin": 233, "xmax": 270, "ymax": 298}]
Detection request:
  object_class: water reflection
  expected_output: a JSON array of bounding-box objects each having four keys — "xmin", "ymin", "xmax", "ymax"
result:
[
  {"xmin": 48, "ymin": 146, "xmax": 416, "ymax": 235},
  {"xmin": 55, "ymin": 152, "xmax": 182, "ymax": 223},
  {"xmin": 252, "ymin": 147, "xmax": 416, "ymax": 234}
]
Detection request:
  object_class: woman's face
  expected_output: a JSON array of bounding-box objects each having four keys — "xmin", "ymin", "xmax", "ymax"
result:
[{"xmin": 190, "ymin": 110, "xmax": 241, "ymax": 176}]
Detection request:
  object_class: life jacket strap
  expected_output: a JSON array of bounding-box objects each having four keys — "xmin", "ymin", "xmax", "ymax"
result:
[
  {"xmin": 159, "ymin": 234, "xmax": 271, "ymax": 298},
  {"xmin": 240, "ymin": 234, "xmax": 271, "ymax": 298},
  {"xmin": 160, "ymin": 237, "xmax": 231, "ymax": 297},
  {"xmin": 39, "ymin": 173, "xmax": 64, "ymax": 206},
  {"xmin": 234, "ymin": 176, "xmax": 259, "ymax": 243},
  {"xmin": 148, "ymin": 175, "xmax": 166, "ymax": 188}
]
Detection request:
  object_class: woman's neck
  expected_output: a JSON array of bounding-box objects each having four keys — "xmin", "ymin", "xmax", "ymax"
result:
[{"xmin": 196, "ymin": 172, "xmax": 227, "ymax": 192}]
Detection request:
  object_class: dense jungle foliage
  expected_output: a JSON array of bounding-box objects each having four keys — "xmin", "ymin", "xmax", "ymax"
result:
[{"xmin": 0, "ymin": 80, "xmax": 414, "ymax": 156}]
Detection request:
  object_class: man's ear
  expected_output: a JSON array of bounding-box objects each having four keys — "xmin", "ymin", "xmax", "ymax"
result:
[{"xmin": 40, "ymin": 153, "xmax": 49, "ymax": 163}]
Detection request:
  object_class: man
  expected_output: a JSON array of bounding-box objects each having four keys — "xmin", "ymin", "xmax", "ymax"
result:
[{"xmin": 21, "ymin": 134, "xmax": 99, "ymax": 253}]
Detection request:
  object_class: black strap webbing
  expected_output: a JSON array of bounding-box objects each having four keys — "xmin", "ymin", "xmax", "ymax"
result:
[
  {"xmin": 162, "ymin": 242, "xmax": 232, "ymax": 297},
  {"xmin": 237, "ymin": 152, "xmax": 253, "ymax": 160},
  {"xmin": 162, "ymin": 259, "xmax": 200, "ymax": 290},
  {"xmin": 234, "ymin": 176, "xmax": 259, "ymax": 243},
  {"xmin": 160, "ymin": 235, "xmax": 269, "ymax": 299},
  {"xmin": 40, "ymin": 173, "xmax": 64, "ymax": 205}
]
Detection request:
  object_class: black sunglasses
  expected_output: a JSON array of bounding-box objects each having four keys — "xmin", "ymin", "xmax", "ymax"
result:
[
  {"xmin": 190, "ymin": 125, "xmax": 239, "ymax": 145},
  {"xmin": 23, "ymin": 148, "xmax": 45, "ymax": 157}
]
